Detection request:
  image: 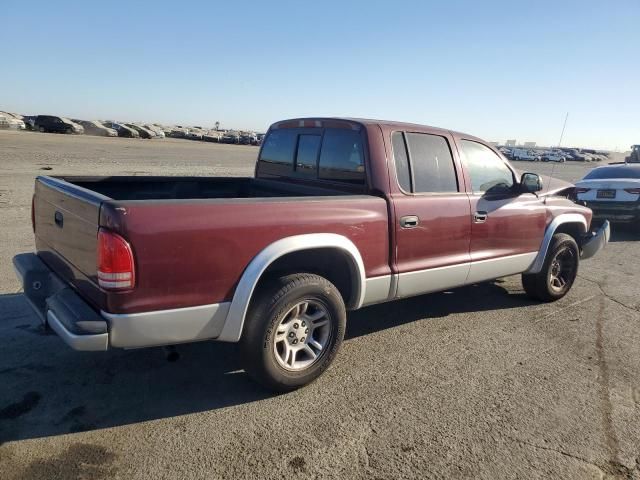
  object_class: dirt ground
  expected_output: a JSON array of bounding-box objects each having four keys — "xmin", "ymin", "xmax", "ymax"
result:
[{"xmin": 0, "ymin": 130, "xmax": 638, "ymax": 479}]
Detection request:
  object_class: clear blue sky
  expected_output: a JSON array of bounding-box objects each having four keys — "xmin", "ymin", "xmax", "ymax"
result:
[{"xmin": 3, "ymin": 0, "xmax": 639, "ymax": 149}]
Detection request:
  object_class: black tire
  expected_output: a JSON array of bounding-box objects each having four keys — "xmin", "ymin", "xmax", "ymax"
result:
[
  {"xmin": 38, "ymin": 126, "xmax": 45, "ymax": 133},
  {"xmin": 522, "ymin": 233, "xmax": 579, "ymax": 302},
  {"xmin": 240, "ymin": 273, "xmax": 346, "ymax": 392}
]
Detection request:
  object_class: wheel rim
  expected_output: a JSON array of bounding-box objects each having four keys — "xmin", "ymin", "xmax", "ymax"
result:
[
  {"xmin": 548, "ymin": 246, "xmax": 577, "ymax": 293},
  {"xmin": 273, "ymin": 300, "xmax": 331, "ymax": 371}
]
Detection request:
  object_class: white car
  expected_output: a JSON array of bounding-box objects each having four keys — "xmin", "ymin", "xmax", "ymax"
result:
[
  {"xmin": 542, "ymin": 151, "xmax": 567, "ymax": 163},
  {"xmin": 511, "ymin": 148, "xmax": 541, "ymax": 161},
  {"xmin": 144, "ymin": 124, "xmax": 165, "ymax": 138},
  {"xmin": 0, "ymin": 112, "xmax": 26, "ymax": 130},
  {"xmin": 575, "ymin": 164, "xmax": 640, "ymax": 225}
]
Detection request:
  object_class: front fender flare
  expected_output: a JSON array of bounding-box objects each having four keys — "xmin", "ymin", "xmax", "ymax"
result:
[
  {"xmin": 526, "ymin": 214, "xmax": 588, "ymax": 274},
  {"xmin": 217, "ymin": 233, "xmax": 366, "ymax": 342}
]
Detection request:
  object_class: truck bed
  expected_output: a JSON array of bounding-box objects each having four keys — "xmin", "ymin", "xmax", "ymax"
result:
[
  {"xmin": 61, "ymin": 176, "xmax": 356, "ymax": 201},
  {"xmin": 33, "ymin": 175, "xmax": 390, "ymax": 316}
]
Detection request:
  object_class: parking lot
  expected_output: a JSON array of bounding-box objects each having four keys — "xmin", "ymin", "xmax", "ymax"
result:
[{"xmin": 0, "ymin": 130, "xmax": 638, "ymax": 479}]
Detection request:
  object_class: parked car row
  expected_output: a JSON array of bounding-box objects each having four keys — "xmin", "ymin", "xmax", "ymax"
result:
[
  {"xmin": 498, "ymin": 146, "xmax": 610, "ymax": 163},
  {"xmin": 172, "ymin": 127, "xmax": 262, "ymax": 145},
  {"xmin": 4, "ymin": 110, "xmax": 262, "ymax": 146}
]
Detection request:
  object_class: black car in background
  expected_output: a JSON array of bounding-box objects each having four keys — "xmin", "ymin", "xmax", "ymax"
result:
[{"xmin": 34, "ymin": 116, "xmax": 84, "ymax": 134}]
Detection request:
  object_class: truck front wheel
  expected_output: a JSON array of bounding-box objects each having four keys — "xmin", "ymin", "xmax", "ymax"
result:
[
  {"xmin": 240, "ymin": 273, "xmax": 346, "ymax": 392},
  {"xmin": 522, "ymin": 233, "xmax": 579, "ymax": 302}
]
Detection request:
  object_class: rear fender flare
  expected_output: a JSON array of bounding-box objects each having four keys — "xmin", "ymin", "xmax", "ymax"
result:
[
  {"xmin": 526, "ymin": 214, "xmax": 588, "ymax": 274},
  {"xmin": 217, "ymin": 233, "xmax": 366, "ymax": 342}
]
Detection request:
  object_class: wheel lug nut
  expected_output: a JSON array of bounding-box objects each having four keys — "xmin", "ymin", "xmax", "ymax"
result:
[
  {"xmin": 301, "ymin": 337, "xmax": 305, "ymax": 342},
  {"xmin": 292, "ymin": 339, "xmax": 298, "ymax": 345},
  {"xmin": 305, "ymin": 328, "xmax": 309, "ymax": 334},
  {"xmin": 293, "ymin": 323, "xmax": 299, "ymax": 329},
  {"xmin": 301, "ymin": 321, "xmax": 306, "ymax": 327},
  {"xmin": 288, "ymin": 332, "xmax": 295, "ymax": 338}
]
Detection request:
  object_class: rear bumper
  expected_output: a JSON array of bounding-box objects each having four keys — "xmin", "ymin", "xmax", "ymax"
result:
[
  {"xmin": 13, "ymin": 253, "xmax": 108, "ymax": 351},
  {"xmin": 13, "ymin": 253, "xmax": 231, "ymax": 351},
  {"xmin": 584, "ymin": 201, "xmax": 640, "ymax": 223},
  {"xmin": 581, "ymin": 220, "xmax": 610, "ymax": 261}
]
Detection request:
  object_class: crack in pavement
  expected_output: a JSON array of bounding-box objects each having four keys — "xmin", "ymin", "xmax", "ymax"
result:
[
  {"xmin": 578, "ymin": 274, "xmax": 639, "ymax": 313},
  {"xmin": 507, "ymin": 436, "xmax": 638, "ymax": 479}
]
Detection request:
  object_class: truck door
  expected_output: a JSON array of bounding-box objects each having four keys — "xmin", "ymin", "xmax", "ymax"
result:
[
  {"xmin": 390, "ymin": 130, "xmax": 472, "ymax": 298},
  {"xmin": 455, "ymin": 139, "xmax": 546, "ymax": 283}
]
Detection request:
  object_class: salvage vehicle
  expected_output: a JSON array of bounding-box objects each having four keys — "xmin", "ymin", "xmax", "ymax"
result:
[
  {"xmin": 541, "ymin": 151, "xmax": 567, "ymax": 163},
  {"xmin": 511, "ymin": 148, "xmax": 541, "ymax": 161},
  {"xmin": 187, "ymin": 127, "xmax": 205, "ymax": 140},
  {"xmin": 203, "ymin": 130, "xmax": 222, "ymax": 142},
  {"xmin": 144, "ymin": 124, "xmax": 166, "ymax": 138},
  {"xmin": 73, "ymin": 119, "xmax": 118, "ymax": 137},
  {"xmin": 575, "ymin": 164, "xmax": 640, "ymax": 225},
  {"xmin": 102, "ymin": 121, "xmax": 140, "ymax": 138},
  {"xmin": 34, "ymin": 115, "xmax": 84, "ymax": 134},
  {"xmin": 221, "ymin": 131, "xmax": 240, "ymax": 144},
  {"xmin": 13, "ymin": 117, "xmax": 609, "ymax": 392},
  {"xmin": 126, "ymin": 123, "xmax": 156, "ymax": 139},
  {"xmin": 0, "ymin": 111, "xmax": 26, "ymax": 130}
]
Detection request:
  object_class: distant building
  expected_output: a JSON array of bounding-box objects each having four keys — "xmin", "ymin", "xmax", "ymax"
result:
[
  {"xmin": 488, "ymin": 141, "xmax": 499, "ymax": 147},
  {"xmin": 523, "ymin": 141, "xmax": 536, "ymax": 148},
  {"xmin": 505, "ymin": 139, "xmax": 516, "ymax": 147}
]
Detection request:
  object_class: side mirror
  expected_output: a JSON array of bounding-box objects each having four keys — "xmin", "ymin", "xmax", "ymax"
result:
[{"xmin": 520, "ymin": 172, "xmax": 543, "ymax": 193}]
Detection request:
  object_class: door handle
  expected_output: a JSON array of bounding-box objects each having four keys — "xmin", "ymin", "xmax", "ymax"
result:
[
  {"xmin": 473, "ymin": 211, "xmax": 488, "ymax": 223},
  {"xmin": 400, "ymin": 215, "xmax": 419, "ymax": 228},
  {"xmin": 54, "ymin": 211, "xmax": 63, "ymax": 228}
]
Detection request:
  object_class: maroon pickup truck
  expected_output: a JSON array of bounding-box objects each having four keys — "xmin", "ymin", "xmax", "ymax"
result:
[{"xmin": 13, "ymin": 117, "xmax": 610, "ymax": 391}]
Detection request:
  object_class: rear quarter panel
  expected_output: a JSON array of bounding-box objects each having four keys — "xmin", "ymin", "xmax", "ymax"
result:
[{"xmin": 99, "ymin": 196, "xmax": 390, "ymax": 313}]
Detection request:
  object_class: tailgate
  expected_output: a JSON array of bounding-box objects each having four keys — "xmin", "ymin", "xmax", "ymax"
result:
[{"xmin": 33, "ymin": 176, "xmax": 109, "ymax": 307}]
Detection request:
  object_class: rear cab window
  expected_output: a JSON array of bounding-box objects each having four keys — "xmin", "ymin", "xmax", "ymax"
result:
[{"xmin": 257, "ymin": 124, "xmax": 366, "ymax": 186}]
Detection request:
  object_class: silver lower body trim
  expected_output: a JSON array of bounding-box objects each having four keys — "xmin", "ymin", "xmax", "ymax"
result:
[
  {"xmin": 395, "ymin": 252, "xmax": 538, "ymax": 300},
  {"xmin": 361, "ymin": 275, "xmax": 393, "ymax": 306},
  {"xmin": 102, "ymin": 302, "xmax": 231, "ymax": 348},
  {"xmin": 396, "ymin": 263, "xmax": 469, "ymax": 299},
  {"xmin": 466, "ymin": 252, "xmax": 537, "ymax": 284}
]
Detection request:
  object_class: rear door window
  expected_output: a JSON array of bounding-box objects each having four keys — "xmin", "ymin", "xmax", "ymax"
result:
[
  {"xmin": 318, "ymin": 129, "xmax": 365, "ymax": 184},
  {"xmin": 392, "ymin": 132, "xmax": 411, "ymax": 192},
  {"xmin": 405, "ymin": 133, "xmax": 458, "ymax": 193},
  {"xmin": 392, "ymin": 131, "xmax": 458, "ymax": 193}
]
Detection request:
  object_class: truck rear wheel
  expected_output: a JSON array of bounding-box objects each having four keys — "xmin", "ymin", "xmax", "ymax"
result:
[
  {"xmin": 522, "ymin": 233, "xmax": 579, "ymax": 302},
  {"xmin": 240, "ymin": 273, "xmax": 346, "ymax": 392}
]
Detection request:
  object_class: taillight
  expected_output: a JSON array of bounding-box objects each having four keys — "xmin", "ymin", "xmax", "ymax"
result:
[
  {"xmin": 31, "ymin": 195, "xmax": 36, "ymax": 233},
  {"xmin": 624, "ymin": 188, "xmax": 640, "ymax": 194},
  {"xmin": 97, "ymin": 228, "xmax": 135, "ymax": 291},
  {"xmin": 575, "ymin": 187, "xmax": 591, "ymax": 194}
]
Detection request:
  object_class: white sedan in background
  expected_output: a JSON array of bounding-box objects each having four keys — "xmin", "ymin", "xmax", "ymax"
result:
[
  {"xmin": 575, "ymin": 164, "xmax": 640, "ymax": 226},
  {"xmin": 0, "ymin": 112, "xmax": 26, "ymax": 129}
]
